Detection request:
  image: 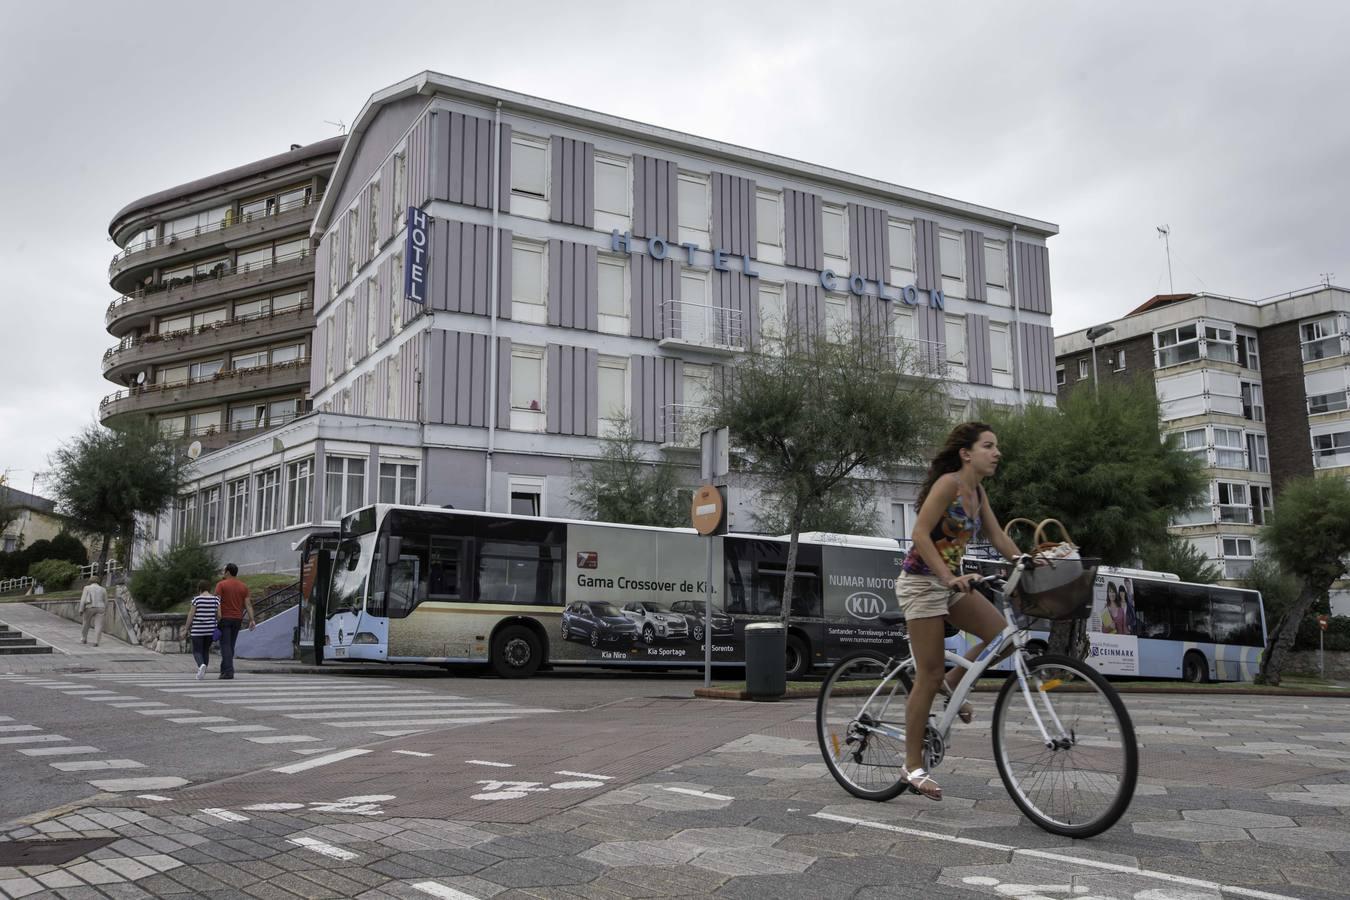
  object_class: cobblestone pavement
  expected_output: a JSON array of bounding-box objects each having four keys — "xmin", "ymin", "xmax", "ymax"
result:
[{"xmin": 2, "ymin": 690, "xmax": 1350, "ymax": 899}]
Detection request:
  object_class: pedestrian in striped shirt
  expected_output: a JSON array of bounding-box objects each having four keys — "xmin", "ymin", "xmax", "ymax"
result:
[{"xmin": 187, "ymin": 580, "xmax": 222, "ymax": 682}]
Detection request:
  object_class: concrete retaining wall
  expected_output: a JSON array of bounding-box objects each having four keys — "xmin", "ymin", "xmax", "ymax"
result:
[{"xmin": 26, "ymin": 598, "xmax": 135, "ymax": 646}]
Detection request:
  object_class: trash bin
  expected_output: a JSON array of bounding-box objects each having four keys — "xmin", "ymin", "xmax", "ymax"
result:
[{"xmin": 744, "ymin": 622, "xmax": 786, "ymax": 701}]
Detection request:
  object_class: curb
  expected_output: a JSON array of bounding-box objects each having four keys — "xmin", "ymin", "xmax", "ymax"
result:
[{"xmin": 693, "ymin": 683, "xmax": 1350, "ymax": 701}]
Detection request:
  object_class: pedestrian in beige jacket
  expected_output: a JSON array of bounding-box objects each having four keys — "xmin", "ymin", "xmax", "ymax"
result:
[{"xmin": 78, "ymin": 576, "xmax": 108, "ymax": 646}]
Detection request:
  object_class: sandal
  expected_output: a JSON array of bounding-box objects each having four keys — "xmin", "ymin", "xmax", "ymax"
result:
[
  {"xmin": 939, "ymin": 682, "xmax": 975, "ymax": 724},
  {"xmin": 904, "ymin": 767, "xmax": 943, "ymax": 801}
]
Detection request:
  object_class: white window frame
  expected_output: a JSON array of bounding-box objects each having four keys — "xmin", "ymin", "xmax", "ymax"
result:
[
  {"xmin": 822, "ymin": 203, "xmax": 848, "ymax": 271},
  {"xmin": 990, "ymin": 321, "xmax": 1012, "ymax": 378},
  {"xmin": 369, "ymin": 180, "xmax": 380, "ymax": 256},
  {"xmin": 938, "ymin": 229, "xmax": 964, "ymax": 298},
  {"xmin": 755, "ymin": 188, "xmax": 783, "ymax": 264},
  {"xmin": 509, "ymin": 134, "xmax": 550, "ymax": 219},
  {"xmin": 1241, "ymin": 381, "xmax": 1264, "ymax": 422},
  {"xmin": 1078, "ymin": 357, "xmax": 1090, "ymax": 380},
  {"xmin": 254, "ymin": 467, "xmax": 280, "ymax": 533},
  {"xmin": 1246, "ymin": 432, "xmax": 1270, "ymax": 474},
  {"xmin": 944, "ymin": 313, "xmax": 966, "ymax": 371},
  {"xmin": 1212, "ymin": 426, "xmax": 1246, "ymax": 469},
  {"xmin": 1055, "ymin": 365, "xmax": 1066, "ymax": 387},
  {"xmin": 225, "ymin": 476, "xmax": 250, "ymax": 539},
  {"xmin": 758, "ymin": 281, "xmax": 787, "ymax": 351},
  {"xmin": 1237, "ymin": 329, "xmax": 1260, "ymax": 371},
  {"xmin": 509, "ymin": 345, "xmax": 546, "ymax": 432},
  {"xmin": 321, "ymin": 456, "xmax": 362, "ymax": 523},
  {"xmin": 596, "ymin": 355, "xmax": 631, "ymax": 438},
  {"xmin": 507, "ymin": 475, "xmax": 545, "ymax": 517},
  {"xmin": 378, "ymin": 462, "xmax": 419, "ymax": 505},
  {"xmin": 824, "ymin": 294, "xmax": 850, "ymax": 343},
  {"xmin": 983, "ymin": 239, "xmax": 1007, "ymax": 289},
  {"xmin": 344, "ymin": 299, "xmax": 355, "ymax": 368},
  {"xmin": 1313, "ymin": 429, "xmax": 1350, "ymax": 469},
  {"xmin": 1155, "ymin": 323, "xmax": 1201, "ymax": 368},
  {"xmin": 676, "ymin": 171, "xmax": 710, "ymax": 248},
  {"xmin": 1301, "ymin": 315, "xmax": 1342, "ymax": 362},
  {"xmin": 346, "ymin": 208, "xmax": 359, "ymax": 280},
  {"xmin": 596, "ymin": 253, "xmax": 630, "ymax": 335},
  {"xmin": 1216, "ymin": 481, "xmax": 1251, "ymax": 523},
  {"xmin": 283, "ymin": 458, "xmax": 314, "ymax": 527},
  {"xmin": 1203, "ymin": 323, "xmax": 1237, "ymax": 363},
  {"xmin": 367, "ymin": 280, "xmax": 379, "ymax": 353},
  {"xmin": 1221, "ymin": 536, "xmax": 1254, "ymax": 559},
  {"xmin": 1178, "ymin": 427, "xmax": 1207, "ymax": 460},
  {"xmin": 593, "ymin": 153, "xmax": 631, "ymax": 232},
  {"xmin": 1112, "ymin": 348, "xmax": 1126, "ymax": 371},
  {"xmin": 677, "ymin": 268, "xmax": 712, "ymax": 346},
  {"xmin": 887, "ymin": 219, "xmax": 915, "ymax": 282},
  {"xmin": 510, "ymin": 239, "xmax": 548, "ymax": 325}
]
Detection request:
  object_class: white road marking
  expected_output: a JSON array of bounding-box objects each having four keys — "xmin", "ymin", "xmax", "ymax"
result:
[
  {"xmin": 322, "ymin": 716, "xmax": 518, "ymax": 728},
  {"xmin": 0, "ymin": 724, "xmax": 40, "ymax": 733},
  {"xmin": 465, "ymin": 759, "xmax": 514, "ymax": 768},
  {"xmin": 412, "ymin": 882, "xmax": 481, "ymax": 900},
  {"xmin": 88, "ymin": 776, "xmax": 190, "ymax": 791},
  {"xmin": 551, "ymin": 780, "xmax": 606, "ymax": 790},
  {"xmin": 108, "ymin": 702, "xmax": 168, "ymax": 708},
  {"xmin": 168, "ymin": 716, "xmax": 233, "ymax": 724},
  {"xmin": 663, "ymin": 787, "xmax": 733, "ymax": 801},
  {"xmin": 373, "ymin": 729, "xmax": 428, "ymax": 736},
  {"xmin": 287, "ymin": 837, "xmax": 357, "ymax": 861},
  {"xmin": 245, "ymin": 735, "xmax": 320, "ymax": 744},
  {"xmin": 272, "ymin": 748, "xmax": 370, "ymax": 774},
  {"xmin": 812, "ymin": 813, "xmax": 1301, "ymax": 900},
  {"xmin": 283, "ymin": 705, "xmax": 526, "ymax": 719},
  {"xmin": 136, "ymin": 709, "xmax": 200, "ymax": 716},
  {"xmin": 137, "ymin": 794, "xmax": 172, "ymax": 801},
  {"xmin": 50, "ymin": 759, "xmax": 145, "ymax": 772},
  {"xmin": 291, "ymin": 747, "xmax": 337, "ymax": 755},
  {"xmin": 212, "ymin": 700, "xmax": 485, "ymax": 711},
  {"xmin": 0, "ymin": 734, "xmax": 69, "ymax": 745},
  {"xmin": 394, "ymin": 750, "xmax": 434, "ymax": 757},
  {"xmin": 556, "ymin": 770, "xmax": 613, "ymax": 780},
  {"xmin": 241, "ymin": 803, "xmax": 305, "ymax": 811},
  {"xmin": 203, "ymin": 725, "xmax": 275, "ymax": 733},
  {"xmin": 82, "ymin": 694, "xmax": 142, "ymax": 701},
  {"xmin": 201, "ymin": 808, "xmax": 250, "ymax": 822},
  {"xmin": 18, "ymin": 745, "xmax": 101, "ymax": 757}
]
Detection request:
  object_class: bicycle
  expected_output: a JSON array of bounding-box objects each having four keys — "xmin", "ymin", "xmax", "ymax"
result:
[{"xmin": 816, "ymin": 554, "xmax": 1138, "ymax": 838}]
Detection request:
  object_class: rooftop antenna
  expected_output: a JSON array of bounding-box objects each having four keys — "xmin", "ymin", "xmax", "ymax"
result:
[
  {"xmin": 324, "ymin": 119, "xmax": 347, "ymax": 135},
  {"xmin": 1320, "ymin": 272, "xmax": 1334, "ymax": 287},
  {"xmin": 1156, "ymin": 225, "xmax": 1174, "ymax": 293}
]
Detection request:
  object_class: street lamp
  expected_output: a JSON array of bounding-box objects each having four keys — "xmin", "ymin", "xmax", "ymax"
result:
[{"xmin": 1085, "ymin": 324, "xmax": 1115, "ymax": 399}]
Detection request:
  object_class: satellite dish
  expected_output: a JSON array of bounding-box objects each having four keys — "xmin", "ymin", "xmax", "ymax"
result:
[
  {"xmin": 187, "ymin": 441, "xmax": 203, "ymax": 460},
  {"xmin": 135, "ymin": 371, "xmax": 147, "ymax": 385}
]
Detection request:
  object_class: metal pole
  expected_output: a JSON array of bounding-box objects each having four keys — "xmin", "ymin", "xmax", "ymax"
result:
[
  {"xmin": 704, "ymin": 537, "xmax": 714, "ymax": 687},
  {"xmin": 1321, "ymin": 627, "xmax": 1325, "ymax": 679},
  {"xmin": 1091, "ymin": 339, "xmax": 1099, "ymax": 399}
]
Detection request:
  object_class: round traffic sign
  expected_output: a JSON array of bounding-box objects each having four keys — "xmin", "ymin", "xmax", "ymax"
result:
[{"xmin": 690, "ymin": 484, "xmax": 725, "ymax": 536}]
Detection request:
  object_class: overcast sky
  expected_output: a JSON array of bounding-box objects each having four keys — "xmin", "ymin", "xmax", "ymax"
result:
[{"xmin": 3, "ymin": 0, "xmax": 1348, "ymax": 491}]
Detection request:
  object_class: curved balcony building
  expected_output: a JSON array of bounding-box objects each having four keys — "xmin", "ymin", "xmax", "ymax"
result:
[{"xmin": 102, "ymin": 137, "xmax": 343, "ymax": 452}]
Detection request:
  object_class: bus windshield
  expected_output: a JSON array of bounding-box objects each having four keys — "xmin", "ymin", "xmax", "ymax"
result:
[{"xmin": 329, "ymin": 534, "xmax": 374, "ymax": 615}]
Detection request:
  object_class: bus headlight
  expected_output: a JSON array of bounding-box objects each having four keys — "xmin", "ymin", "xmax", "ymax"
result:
[{"xmin": 353, "ymin": 632, "xmax": 381, "ymax": 644}]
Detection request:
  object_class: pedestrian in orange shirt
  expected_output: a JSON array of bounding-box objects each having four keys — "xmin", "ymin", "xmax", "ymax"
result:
[{"xmin": 214, "ymin": 563, "xmax": 257, "ymax": 680}]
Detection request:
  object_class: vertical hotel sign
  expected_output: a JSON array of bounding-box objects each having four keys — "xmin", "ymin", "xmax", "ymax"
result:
[{"xmin": 404, "ymin": 207, "xmax": 429, "ymax": 304}]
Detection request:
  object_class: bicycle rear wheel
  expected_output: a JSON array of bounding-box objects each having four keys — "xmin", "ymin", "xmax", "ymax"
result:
[
  {"xmin": 816, "ymin": 651, "xmax": 913, "ymax": 802},
  {"xmin": 992, "ymin": 654, "xmax": 1137, "ymax": 838}
]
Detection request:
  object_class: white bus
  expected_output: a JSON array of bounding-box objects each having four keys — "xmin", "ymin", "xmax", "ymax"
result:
[
  {"xmin": 959, "ymin": 558, "xmax": 1267, "ymax": 682},
  {"xmin": 300, "ymin": 504, "xmax": 910, "ymax": 678}
]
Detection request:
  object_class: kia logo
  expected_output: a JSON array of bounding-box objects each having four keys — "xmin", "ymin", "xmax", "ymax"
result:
[{"xmin": 846, "ymin": 592, "xmax": 887, "ymax": 620}]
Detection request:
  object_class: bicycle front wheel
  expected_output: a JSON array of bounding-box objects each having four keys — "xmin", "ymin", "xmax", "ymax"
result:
[
  {"xmin": 992, "ymin": 654, "xmax": 1138, "ymax": 838},
  {"xmin": 816, "ymin": 651, "xmax": 912, "ymax": 802}
]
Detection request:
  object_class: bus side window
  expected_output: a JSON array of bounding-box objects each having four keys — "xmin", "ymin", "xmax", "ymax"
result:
[
  {"xmin": 429, "ymin": 536, "xmax": 466, "ymax": 600},
  {"xmin": 1132, "ymin": 582, "xmax": 1169, "ymax": 638},
  {"xmin": 724, "ymin": 549, "xmax": 750, "ymax": 614},
  {"xmin": 477, "ymin": 541, "xmax": 562, "ymax": 606},
  {"xmin": 1171, "ymin": 585, "xmax": 1213, "ymax": 643}
]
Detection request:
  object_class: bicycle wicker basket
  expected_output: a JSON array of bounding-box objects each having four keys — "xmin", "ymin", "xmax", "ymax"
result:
[{"xmin": 1011, "ymin": 557, "xmax": 1100, "ymax": 621}]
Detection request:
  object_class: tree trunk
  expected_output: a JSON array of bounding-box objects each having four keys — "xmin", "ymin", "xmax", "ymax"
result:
[
  {"xmin": 1047, "ymin": 618, "xmax": 1088, "ymax": 660},
  {"xmin": 780, "ymin": 505, "xmax": 805, "ymax": 627},
  {"xmin": 1260, "ymin": 586, "xmax": 1318, "ymax": 686},
  {"xmin": 97, "ymin": 533, "xmax": 110, "ymax": 578}
]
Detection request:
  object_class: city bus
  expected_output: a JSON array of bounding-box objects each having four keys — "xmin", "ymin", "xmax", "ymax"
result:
[
  {"xmin": 302, "ymin": 503, "xmax": 909, "ymax": 678},
  {"xmin": 959, "ymin": 558, "xmax": 1267, "ymax": 682}
]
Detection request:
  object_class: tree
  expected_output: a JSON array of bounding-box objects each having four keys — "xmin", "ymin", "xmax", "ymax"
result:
[
  {"xmin": 0, "ymin": 474, "xmax": 18, "ymax": 539},
  {"xmin": 712, "ymin": 319, "xmax": 949, "ymax": 623},
  {"xmin": 1139, "ymin": 533, "xmax": 1222, "ymax": 584},
  {"xmin": 570, "ymin": 420, "xmax": 687, "ymax": 527},
  {"xmin": 749, "ymin": 477, "xmax": 880, "ymax": 536},
  {"xmin": 978, "ymin": 379, "xmax": 1209, "ymax": 656},
  {"xmin": 46, "ymin": 420, "xmax": 183, "ymax": 574},
  {"xmin": 1255, "ymin": 476, "xmax": 1350, "ymax": 685}
]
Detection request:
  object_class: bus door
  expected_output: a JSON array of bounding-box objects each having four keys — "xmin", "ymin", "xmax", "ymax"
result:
[{"xmin": 325, "ymin": 534, "xmax": 383, "ymax": 661}]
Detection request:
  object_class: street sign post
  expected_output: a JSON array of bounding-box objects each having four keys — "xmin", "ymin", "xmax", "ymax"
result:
[
  {"xmin": 1319, "ymin": 614, "xmax": 1329, "ymax": 677},
  {"xmin": 694, "ymin": 426, "xmax": 730, "ymax": 688}
]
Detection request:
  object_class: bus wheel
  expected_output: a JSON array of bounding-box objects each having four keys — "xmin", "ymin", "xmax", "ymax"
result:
[
  {"xmin": 492, "ymin": 625, "xmax": 542, "ymax": 679},
  {"xmin": 785, "ymin": 634, "xmax": 809, "ymax": 680},
  {"xmin": 1182, "ymin": 651, "xmax": 1208, "ymax": 684}
]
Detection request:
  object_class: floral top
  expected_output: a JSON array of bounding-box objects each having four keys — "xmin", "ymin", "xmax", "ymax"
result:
[{"xmin": 902, "ymin": 478, "xmax": 983, "ymax": 577}]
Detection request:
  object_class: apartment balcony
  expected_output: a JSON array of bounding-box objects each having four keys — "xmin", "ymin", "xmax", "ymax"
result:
[
  {"xmin": 659, "ymin": 301, "xmax": 745, "ymax": 354},
  {"xmin": 103, "ymin": 303, "xmax": 313, "ymax": 383},
  {"xmin": 108, "ymin": 193, "xmax": 322, "ymax": 294},
  {"xmin": 98, "ymin": 359, "xmax": 310, "ymax": 424},
  {"xmin": 105, "ymin": 248, "xmax": 312, "ymax": 337},
  {"xmin": 166, "ymin": 406, "xmax": 310, "ymax": 454},
  {"xmin": 660, "ymin": 404, "xmax": 715, "ymax": 450}
]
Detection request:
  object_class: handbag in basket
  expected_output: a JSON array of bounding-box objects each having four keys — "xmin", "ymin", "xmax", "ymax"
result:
[{"xmin": 1002, "ymin": 518, "xmax": 1098, "ymax": 621}]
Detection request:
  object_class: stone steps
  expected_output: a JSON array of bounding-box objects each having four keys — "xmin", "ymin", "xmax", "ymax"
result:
[{"xmin": 0, "ymin": 623, "xmax": 53, "ymax": 654}]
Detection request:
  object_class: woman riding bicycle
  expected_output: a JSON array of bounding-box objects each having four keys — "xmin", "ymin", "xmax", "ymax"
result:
[{"xmin": 896, "ymin": 421, "xmax": 1024, "ymax": 800}]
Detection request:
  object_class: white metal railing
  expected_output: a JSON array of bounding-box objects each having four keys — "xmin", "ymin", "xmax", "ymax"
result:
[
  {"xmin": 102, "ymin": 302, "xmax": 312, "ymax": 367},
  {"xmin": 110, "ymin": 192, "xmax": 322, "ymax": 267},
  {"xmin": 884, "ymin": 336, "xmax": 946, "ymax": 376},
  {"xmin": 77, "ymin": 561, "xmax": 123, "ymax": 580},
  {"xmin": 0, "ymin": 576, "xmax": 35, "ymax": 593},
  {"xmin": 99, "ymin": 358, "xmax": 310, "ymax": 410},
  {"xmin": 661, "ymin": 301, "xmax": 745, "ymax": 351},
  {"xmin": 106, "ymin": 246, "xmax": 312, "ymax": 318},
  {"xmin": 661, "ymin": 404, "xmax": 714, "ymax": 447}
]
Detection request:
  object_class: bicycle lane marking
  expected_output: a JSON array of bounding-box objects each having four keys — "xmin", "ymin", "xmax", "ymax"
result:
[{"xmin": 812, "ymin": 812, "xmax": 1301, "ymax": 900}]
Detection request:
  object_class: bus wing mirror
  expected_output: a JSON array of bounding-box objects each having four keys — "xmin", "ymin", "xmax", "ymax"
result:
[{"xmin": 380, "ymin": 535, "xmax": 403, "ymax": 565}]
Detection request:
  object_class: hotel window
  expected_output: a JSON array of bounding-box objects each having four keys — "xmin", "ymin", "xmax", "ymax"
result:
[
  {"xmin": 254, "ymin": 467, "xmax": 280, "ymax": 532},
  {"xmin": 824, "ymin": 294, "xmax": 850, "ymax": 342},
  {"xmin": 158, "ymin": 415, "xmax": 186, "ymax": 439},
  {"xmin": 944, "ymin": 315, "xmax": 966, "ymax": 368},
  {"xmin": 510, "ymin": 240, "xmax": 548, "ymax": 324},
  {"xmin": 759, "ymin": 282, "xmax": 787, "ymax": 349},
  {"xmin": 188, "ymin": 409, "xmax": 221, "ymax": 436},
  {"xmin": 232, "ymin": 350, "xmax": 268, "ymax": 372},
  {"xmin": 176, "ymin": 493, "xmax": 197, "ymax": 541},
  {"xmin": 228, "ymin": 404, "xmax": 264, "ymax": 432},
  {"xmin": 510, "ymin": 134, "xmax": 549, "ymax": 218},
  {"xmin": 939, "ymin": 230, "xmax": 964, "ymax": 281},
  {"xmin": 190, "ymin": 360, "xmax": 222, "ymax": 382},
  {"xmin": 388, "ymin": 353, "xmax": 401, "ymax": 418},
  {"xmin": 275, "ymin": 289, "xmax": 306, "ymax": 313},
  {"xmin": 1178, "ymin": 427, "xmax": 1207, "ymax": 460},
  {"xmin": 158, "ymin": 313, "xmax": 193, "ymax": 335},
  {"xmin": 1251, "ymin": 485, "xmax": 1275, "ymax": 525},
  {"xmin": 271, "ymin": 344, "xmax": 306, "ymax": 366},
  {"xmin": 984, "ymin": 240, "xmax": 1007, "ymax": 288},
  {"xmin": 163, "ymin": 255, "xmax": 229, "ymax": 284},
  {"xmin": 892, "ymin": 306, "xmax": 915, "ymax": 350},
  {"xmin": 199, "ymin": 487, "xmax": 221, "ymax": 543},
  {"xmin": 755, "ymin": 189, "xmax": 783, "ymax": 263},
  {"xmin": 508, "ymin": 476, "xmax": 544, "ymax": 517},
  {"xmin": 323, "ymin": 457, "xmax": 363, "ymax": 522},
  {"xmin": 391, "ymin": 252, "xmax": 404, "ymax": 331},
  {"xmin": 378, "ymin": 463, "xmax": 418, "ymax": 505},
  {"xmin": 286, "ymin": 458, "xmax": 315, "ymax": 526},
  {"xmin": 328, "ymin": 235, "xmax": 340, "ymax": 300},
  {"xmin": 225, "ymin": 477, "xmax": 250, "ymax": 539},
  {"xmin": 1237, "ymin": 330, "xmax": 1260, "ymax": 370},
  {"xmin": 345, "ymin": 298, "xmax": 356, "ymax": 367},
  {"xmin": 367, "ymin": 282, "xmax": 379, "ymax": 353},
  {"xmin": 369, "ymin": 181, "xmax": 380, "ymax": 256},
  {"xmin": 1155, "ymin": 324, "xmax": 1200, "ymax": 368},
  {"xmin": 510, "ymin": 346, "xmax": 546, "ymax": 431},
  {"xmin": 393, "ymin": 151, "xmax": 407, "ymax": 211},
  {"xmin": 194, "ymin": 308, "xmax": 227, "ymax": 330},
  {"xmin": 1212, "ymin": 427, "xmax": 1245, "ymax": 469},
  {"xmin": 887, "ymin": 220, "xmax": 915, "ymax": 279},
  {"xmin": 1240, "ymin": 381, "xmax": 1264, "ymax": 422},
  {"xmin": 347, "ymin": 208, "xmax": 359, "ymax": 279},
  {"xmin": 597, "ymin": 355, "xmax": 630, "ymax": 438},
  {"xmin": 1246, "ymin": 433, "xmax": 1269, "ymax": 474},
  {"xmin": 1203, "ymin": 324, "xmax": 1236, "ymax": 363},
  {"xmin": 596, "ymin": 254, "xmax": 629, "ymax": 335},
  {"xmin": 822, "ymin": 204, "xmax": 847, "ymax": 271},
  {"xmin": 1216, "ymin": 481, "xmax": 1250, "ymax": 523},
  {"xmin": 678, "ymin": 269, "xmax": 711, "ymax": 345},
  {"xmin": 232, "ymin": 298, "xmax": 269, "ymax": 322},
  {"xmin": 163, "ymin": 206, "xmax": 229, "ymax": 239},
  {"xmin": 990, "ymin": 322, "xmax": 1011, "ymax": 374},
  {"xmin": 677, "ymin": 172, "xmax": 710, "ymax": 247},
  {"xmin": 1301, "ymin": 316, "xmax": 1341, "ymax": 362},
  {"xmin": 593, "ymin": 154, "xmax": 630, "ymax": 231},
  {"xmin": 1313, "ymin": 430, "xmax": 1350, "ymax": 469}
]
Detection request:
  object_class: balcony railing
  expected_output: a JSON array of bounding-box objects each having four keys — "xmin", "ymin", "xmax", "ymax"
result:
[
  {"xmin": 660, "ymin": 301, "xmax": 745, "ymax": 352},
  {"xmin": 1302, "ymin": 336, "xmax": 1346, "ymax": 363},
  {"xmin": 102, "ymin": 302, "xmax": 313, "ymax": 371},
  {"xmin": 661, "ymin": 404, "xmax": 714, "ymax": 448},
  {"xmin": 106, "ymin": 246, "xmax": 312, "ymax": 326},
  {"xmin": 110, "ymin": 192, "xmax": 322, "ymax": 268},
  {"xmin": 99, "ymin": 358, "xmax": 310, "ymax": 412}
]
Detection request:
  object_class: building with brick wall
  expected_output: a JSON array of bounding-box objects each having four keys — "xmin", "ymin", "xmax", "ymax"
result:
[{"xmin": 1056, "ymin": 286, "xmax": 1350, "ymax": 611}]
